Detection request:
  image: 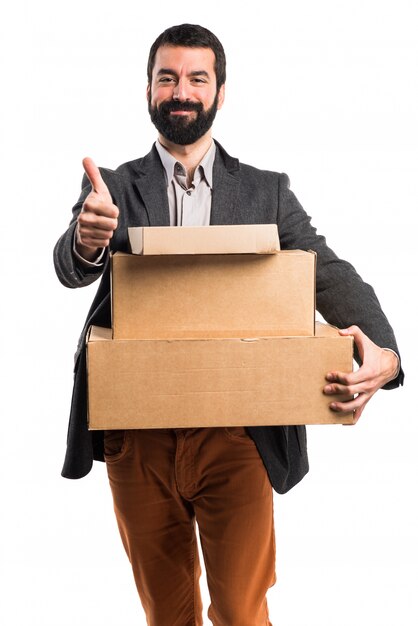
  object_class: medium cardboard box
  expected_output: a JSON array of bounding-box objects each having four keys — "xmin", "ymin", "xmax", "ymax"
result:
[
  {"xmin": 111, "ymin": 250, "xmax": 316, "ymax": 339},
  {"xmin": 87, "ymin": 323, "xmax": 354, "ymax": 429},
  {"xmin": 128, "ymin": 224, "xmax": 280, "ymax": 255}
]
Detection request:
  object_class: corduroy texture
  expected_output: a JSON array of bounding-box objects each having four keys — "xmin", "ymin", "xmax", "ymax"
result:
[{"xmin": 105, "ymin": 426, "xmax": 276, "ymax": 626}]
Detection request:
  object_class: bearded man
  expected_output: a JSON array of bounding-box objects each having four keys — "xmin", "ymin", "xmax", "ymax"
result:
[{"xmin": 54, "ymin": 23, "xmax": 403, "ymax": 626}]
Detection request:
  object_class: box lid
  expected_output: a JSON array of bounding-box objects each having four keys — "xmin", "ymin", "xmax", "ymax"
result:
[{"xmin": 128, "ymin": 224, "xmax": 280, "ymax": 255}]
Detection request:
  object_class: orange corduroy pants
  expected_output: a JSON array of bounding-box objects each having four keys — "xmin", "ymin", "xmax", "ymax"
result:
[{"xmin": 105, "ymin": 427, "xmax": 276, "ymax": 626}]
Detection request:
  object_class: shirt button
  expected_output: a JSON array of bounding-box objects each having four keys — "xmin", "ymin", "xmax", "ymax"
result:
[{"xmin": 186, "ymin": 190, "xmax": 191, "ymax": 196}]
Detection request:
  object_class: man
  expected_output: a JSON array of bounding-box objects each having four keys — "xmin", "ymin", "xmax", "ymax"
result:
[{"xmin": 54, "ymin": 23, "xmax": 403, "ymax": 626}]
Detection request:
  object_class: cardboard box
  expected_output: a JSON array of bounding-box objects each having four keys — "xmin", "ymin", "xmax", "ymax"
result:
[
  {"xmin": 87, "ymin": 323, "xmax": 354, "ymax": 429},
  {"xmin": 128, "ymin": 224, "xmax": 280, "ymax": 255},
  {"xmin": 111, "ymin": 250, "xmax": 316, "ymax": 339}
]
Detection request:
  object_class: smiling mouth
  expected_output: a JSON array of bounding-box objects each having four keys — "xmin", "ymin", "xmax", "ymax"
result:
[{"xmin": 170, "ymin": 110, "xmax": 195, "ymax": 116}]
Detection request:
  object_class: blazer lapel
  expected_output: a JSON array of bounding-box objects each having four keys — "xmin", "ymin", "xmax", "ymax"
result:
[
  {"xmin": 133, "ymin": 145, "xmax": 170, "ymax": 226},
  {"xmin": 131, "ymin": 141, "xmax": 241, "ymax": 226},
  {"xmin": 210, "ymin": 141, "xmax": 240, "ymax": 225}
]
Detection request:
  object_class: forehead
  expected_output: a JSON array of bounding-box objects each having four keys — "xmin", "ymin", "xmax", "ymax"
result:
[{"xmin": 152, "ymin": 45, "xmax": 216, "ymax": 77}]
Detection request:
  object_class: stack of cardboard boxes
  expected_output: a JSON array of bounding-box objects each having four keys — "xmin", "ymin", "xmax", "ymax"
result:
[{"xmin": 87, "ymin": 225, "xmax": 354, "ymax": 430}]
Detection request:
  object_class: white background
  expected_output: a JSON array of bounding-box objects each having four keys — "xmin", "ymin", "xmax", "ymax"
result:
[{"xmin": 1, "ymin": 1, "xmax": 417, "ymax": 624}]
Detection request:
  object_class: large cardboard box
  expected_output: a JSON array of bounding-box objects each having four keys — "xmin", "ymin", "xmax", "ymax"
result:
[
  {"xmin": 87, "ymin": 323, "xmax": 354, "ymax": 429},
  {"xmin": 128, "ymin": 224, "xmax": 280, "ymax": 255},
  {"xmin": 111, "ymin": 250, "xmax": 316, "ymax": 339}
]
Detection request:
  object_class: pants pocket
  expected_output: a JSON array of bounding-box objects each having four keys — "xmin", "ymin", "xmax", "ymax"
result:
[
  {"xmin": 104, "ymin": 430, "xmax": 131, "ymax": 462},
  {"xmin": 224, "ymin": 426, "xmax": 254, "ymax": 444}
]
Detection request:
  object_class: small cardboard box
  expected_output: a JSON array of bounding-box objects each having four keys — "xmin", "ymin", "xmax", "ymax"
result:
[
  {"xmin": 111, "ymin": 250, "xmax": 316, "ymax": 339},
  {"xmin": 128, "ymin": 224, "xmax": 280, "ymax": 255},
  {"xmin": 87, "ymin": 323, "xmax": 354, "ymax": 429}
]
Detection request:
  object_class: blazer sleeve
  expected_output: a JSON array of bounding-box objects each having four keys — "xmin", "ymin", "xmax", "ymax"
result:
[{"xmin": 277, "ymin": 173, "xmax": 404, "ymax": 390}]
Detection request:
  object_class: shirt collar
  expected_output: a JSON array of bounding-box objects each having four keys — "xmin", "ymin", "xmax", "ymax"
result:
[{"xmin": 155, "ymin": 139, "xmax": 216, "ymax": 189}]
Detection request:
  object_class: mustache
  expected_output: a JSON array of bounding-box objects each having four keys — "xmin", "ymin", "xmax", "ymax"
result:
[{"xmin": 158, "ymin": 100, "xmax": 204, "ymax": 113}]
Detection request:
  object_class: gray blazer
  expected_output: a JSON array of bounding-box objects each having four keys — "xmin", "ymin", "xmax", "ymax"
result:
[{"xmin": 54, "ymin": 141, "xmax": 403, "ymax": 494}]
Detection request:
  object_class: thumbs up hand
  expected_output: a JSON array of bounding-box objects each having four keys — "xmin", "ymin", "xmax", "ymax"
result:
[{"xmin": 75, "ymin": 157, "xmax": 119, "ymax": 261}]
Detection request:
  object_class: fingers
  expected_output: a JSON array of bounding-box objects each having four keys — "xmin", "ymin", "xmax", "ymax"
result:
[
  {"xmin": 326, "ymin": 368, "xmax": 369, "ymax": 386},
  {"xmin": 78, "ymin": 211, "xmax": 118, "ymax": 230},
  {"xmin": 324, "ymin": 365, "xmax": 373, "ymax": 424},
  {"xmin": 76, "ymin": 226, "xmax": 115, "ymax": 249},
  {"xmin": 323, "ymin": 367, "xmax": 374, "ymax": 418},
  {"xmin": 76, "ymin": 211, "xmax": 118, "ymax": 249},
  {"xmin": 77, "ymin": 158, "xmax": 119, "ymax": 251},
  {"xmin": 82, "ymin": 157, "xmax": 110, "ymax": 195},
  {"xmin": 338, "ymin": 325, "xmax": 362, "ymax": 337},
  {"xmin": 338, "ymin": 325, "xmax": 370, "ymax": 361},
  {"xmin": 352, "ymin": 405, "xmax": 366, "ymax": 424},
  {"xmin": 81, "ymin": 157, "xmax": 118, "ymax": 218},
  {"xmin": 81, "ymin": 194, "xmax": 119, "ymax": 219},
  {"xmin": 329, "ymin": 394, "xmax": 370, "ymax": 415},
  {"xmin": 77, "ymin": 214, "xmax": 118, "ymax": 249},
  {"xmin": 343, "ymin": 404, "xmax": 366, "ymax": 426},
  {"xmin": 326, "ymin": 345, "xmax": 398, "ymax": 391},
  {"xmin": 323, "ymin": 325, "xmax": 397, "ymax": 425},
  {"xmin": 323, "ymin": 380, "xmax": 366, "ymax": 397}
]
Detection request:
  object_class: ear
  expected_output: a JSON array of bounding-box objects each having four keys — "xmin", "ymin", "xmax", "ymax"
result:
[
  {"xmin": 217, "ymin": 84, "xmax": 225, "ymax": 110},
  {"xmin": 146, "ymin": 84, "xmax": 151, "ymax": 103}
]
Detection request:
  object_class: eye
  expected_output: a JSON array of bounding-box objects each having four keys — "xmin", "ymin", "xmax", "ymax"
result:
[{"xmin": 158, "ymin": 77, "xmax": 175, "ymax": 84}]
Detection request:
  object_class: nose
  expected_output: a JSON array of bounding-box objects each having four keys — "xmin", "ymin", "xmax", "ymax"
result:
[{"xmin": 172, "ymin": 77, "xmax": 190, "ymax": 101}]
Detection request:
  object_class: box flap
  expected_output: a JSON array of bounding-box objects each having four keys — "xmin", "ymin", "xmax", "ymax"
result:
[
  {"xmin": 315, "ymin": 322, "xmax": 340, "ymax": 337},
  {"xmin": 88, "ymin": 326, "xmax": 112, "ymax": 342},
  {"xmin": 88, "ymin": 324, "xmax": 344, "ymax": 342}
]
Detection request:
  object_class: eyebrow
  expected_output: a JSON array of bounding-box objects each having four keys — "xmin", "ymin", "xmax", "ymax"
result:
[{"xmin": 156, "ymin": 69, "xmax": 211, "ymax": 78}]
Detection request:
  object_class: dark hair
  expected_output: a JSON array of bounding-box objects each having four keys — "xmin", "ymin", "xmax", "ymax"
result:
[{"xmin": 147, "ymin": 24, "xmax": 226, "ymax": 91}]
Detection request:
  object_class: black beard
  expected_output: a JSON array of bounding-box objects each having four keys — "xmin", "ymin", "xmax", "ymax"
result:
[{"xmin": 148, "ymin": 95, "xmax": 219, "ymax": 145}]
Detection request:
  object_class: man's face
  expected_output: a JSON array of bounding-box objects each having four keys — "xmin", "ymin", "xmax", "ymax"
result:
[{"xmin": 147, "ymin": 45, "xmax": 225, "ymax": 145}]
